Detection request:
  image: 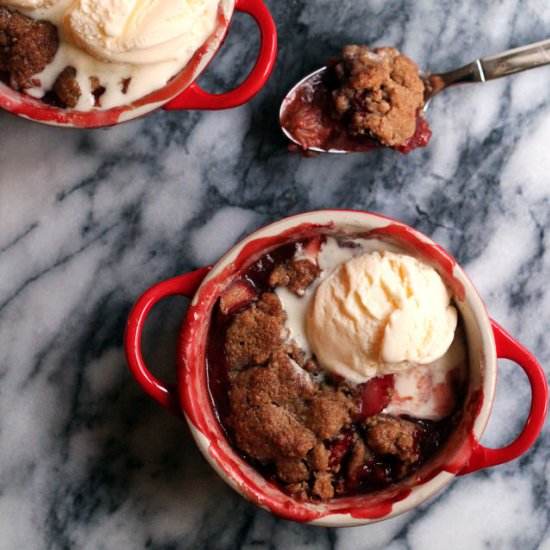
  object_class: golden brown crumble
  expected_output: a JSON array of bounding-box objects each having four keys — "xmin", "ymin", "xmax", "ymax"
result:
[{"xmin": 332, "ymin": 45, "xmax": 425, "ymax": 146}]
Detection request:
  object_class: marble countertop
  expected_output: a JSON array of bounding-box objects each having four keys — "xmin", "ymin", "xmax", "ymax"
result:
[{"xmin": 1, "ymin": 0, "xmax": 550, "ymax": 548}]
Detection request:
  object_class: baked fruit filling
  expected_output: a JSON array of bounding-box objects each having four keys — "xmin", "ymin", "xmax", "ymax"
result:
[
  {"xmin": 281, "ymin": 45, "xmax": 432, "ymax": 154},
  {"xmin": 207, "ymin": 235, "xmax": 467, "ymax": 501}
]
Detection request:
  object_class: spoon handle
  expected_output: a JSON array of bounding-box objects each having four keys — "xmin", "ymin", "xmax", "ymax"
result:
[
  {"xmin": 431, "ymin": 38, "xmax": 550, "ymax": 90},
  {"xmin": 480, "ymin": 38, "xmax": 550, "ymax": 80}
]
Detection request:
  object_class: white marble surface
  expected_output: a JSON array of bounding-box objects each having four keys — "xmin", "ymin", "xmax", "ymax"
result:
[{"xmin": 1, "ymin": 0, "xmax": 550, "ymax": 548}]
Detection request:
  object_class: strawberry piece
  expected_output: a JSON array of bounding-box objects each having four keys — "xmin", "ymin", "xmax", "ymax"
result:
[
  {"xmin": 396, "ymin": 115, "xmax": 432, "ymax": 154},
  {"xmin": 219, "ymin": 280, "xmax": 258, "ymax": 315},
  {"xmin": 328, "ymin": 431, "xmax": 355, "ymax": 468},
  {"xmin": 356, "ymin": 375, "xmax": 395, "ymax": 419},
  {"xmin": 302, "ymin": 235, "xmax": 323, "ymax": 261}
]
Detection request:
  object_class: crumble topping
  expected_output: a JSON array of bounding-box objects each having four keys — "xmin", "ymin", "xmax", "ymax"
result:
[
  {"xmin": 0, "ymin": 7, "xmax": 58, "ymax": 89},
  {"xmin": 226, "ymin": 297, "xmax": 357, "ymax": 499},
  {"xmin": 225, "ymin": 292, "xmax": 286, "ymax": 371},
  {"xmin": 365, "ymin": 414, "xmax": 421, "ymax": 465},
  {"xmin": 332, "ymin": 45, "xmax": 425, "ymax": 147},
  {"xmin": 268, "ymin": 258, "xmax": 321, "ymax": 295}
]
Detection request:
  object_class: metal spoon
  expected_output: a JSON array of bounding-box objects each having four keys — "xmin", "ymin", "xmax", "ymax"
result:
[{"xmin": 280, "ymin": 38, "xmax": 550, "ymax": 154}]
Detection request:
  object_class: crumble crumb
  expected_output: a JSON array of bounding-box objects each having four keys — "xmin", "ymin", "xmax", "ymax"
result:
[
  {"xmin": 312, "ymin": 471, "xmax": 335, "ymax": 500},
  {"xmin": 365, "ymin": 414, "xmax": 421, "ymax": 464},
  {"xmin": 275, "ymin": 458, "xmax": 309, "ymax": 483},
  {"xmin": 52, "ymin": 66, "xmax": 81, "ymax": 108},
  {"xmin": 90, "ymin": 75, "xmax": 106, "ymax": 106},
  {"xmin": 269, "ymin": 258, "xmax": 321, "ymax": 295}
]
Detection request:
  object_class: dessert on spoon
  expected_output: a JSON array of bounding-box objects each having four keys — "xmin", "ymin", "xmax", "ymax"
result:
[{"xmin": 280, "ymin": 38, "xmax": 550, "ymax": 154}]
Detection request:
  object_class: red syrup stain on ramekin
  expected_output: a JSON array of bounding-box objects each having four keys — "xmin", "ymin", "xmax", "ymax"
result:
[{"xmin": 178, "ymin": 219, "xmax": 483, "ymax": 523}]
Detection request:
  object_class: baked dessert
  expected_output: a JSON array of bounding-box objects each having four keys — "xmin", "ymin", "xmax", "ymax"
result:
[
  {"xmin": 281, "ymin": 45, "xmax": 432, "ymax": 154},
  {"xmin": 207, "ymin": 234, "xmax": 467, "ymax": 501},
  {"xmin": 0, "ymin": 0, "xmax": 221, "ymax": 110}
]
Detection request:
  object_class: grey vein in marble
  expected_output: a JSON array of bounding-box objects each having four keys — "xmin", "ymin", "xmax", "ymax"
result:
[{"xmin": 1, "ymin": 0, "xmax": 550, "ymax": 548}]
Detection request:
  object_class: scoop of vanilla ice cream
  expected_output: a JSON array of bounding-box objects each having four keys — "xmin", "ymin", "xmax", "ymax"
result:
[
  {"xmin": 307, "ymin": 251, "xmax": 457, "ymax": 383},
  {"xmin": 63, "ymin": 0, "xmax": 220, "ymax": 65}
]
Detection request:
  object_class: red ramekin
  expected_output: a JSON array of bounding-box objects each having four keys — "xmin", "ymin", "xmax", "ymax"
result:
[
  {"xmin": 0, "ymin": 0, "xmax": 277, "ymax": 127},
  {"xmin": 125, "ymin": 210, "xmax": 548, "ymax": 527}
]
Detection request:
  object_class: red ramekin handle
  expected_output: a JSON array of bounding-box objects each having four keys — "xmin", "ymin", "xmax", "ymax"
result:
[
  {"xmin": 461, "ymin": 320, "xmax": 548, "ymax": 474},
  {"xmin": 124, "ymin": 266, "xmax": 212, "ymax": 417},
  {"xmin": 164, "ymin": 0, "xmax": 277, "ymax": 110}
]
